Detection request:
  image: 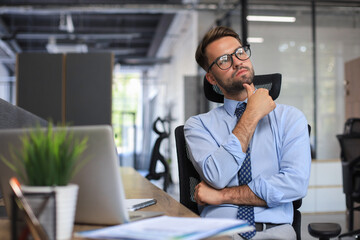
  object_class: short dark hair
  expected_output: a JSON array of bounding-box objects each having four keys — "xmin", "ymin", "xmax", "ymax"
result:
[{"xmin": 195, "ymin": 26, "xmax": 242, "ymax": 71}]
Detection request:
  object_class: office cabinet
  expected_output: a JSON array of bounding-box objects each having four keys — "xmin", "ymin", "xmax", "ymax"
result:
[
  {"xmin": 17, "ymin": 53, "xmax": 113, "ymax": 126},
  {"xmin": 345, "ymin": 57, "xmax": 360, "ymax": 119},
  {"xmin": 344, "ymin": 56, "xmax": 360, "ymax": 229}
]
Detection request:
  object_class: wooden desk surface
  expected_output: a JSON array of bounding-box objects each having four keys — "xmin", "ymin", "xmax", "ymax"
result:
[
  {"xmin": 120, "ymin": 167, "xmax": 198, "ymax": 218},
  {"xmin": 0, "ymin": 167, "xmax": 199, "ymax": 239}
]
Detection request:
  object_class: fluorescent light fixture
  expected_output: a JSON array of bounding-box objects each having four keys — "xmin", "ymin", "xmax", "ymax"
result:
[
  {"xmin": 247, "ymin": 15, "xmax": 296, "ymax": 23},
  {"xmin": 247, "ymin": 37, "xmax": 264, "ymax": 43},
  {"xmin": 46, "ymin": 43, "xmax": 88, "ymax": 53}
]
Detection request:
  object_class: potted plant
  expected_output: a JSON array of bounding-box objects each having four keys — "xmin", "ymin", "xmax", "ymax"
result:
[{"xmin": 1, "ymin": 123, "xmax": 88, "ymax": 240}]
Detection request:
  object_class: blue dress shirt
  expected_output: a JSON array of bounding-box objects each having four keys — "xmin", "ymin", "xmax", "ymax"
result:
[{"xmin": 184, "ymin": 97, "xmax": 311, "ymax": 224}]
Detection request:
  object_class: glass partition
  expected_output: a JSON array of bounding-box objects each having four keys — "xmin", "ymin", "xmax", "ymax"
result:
[
  {"xmin": 316, "ymin": 6, "xmax": 360, "ymax": 159},
  {"xmin": 226, "ymin": 3, "xmax": 360, "ymax": 160}
]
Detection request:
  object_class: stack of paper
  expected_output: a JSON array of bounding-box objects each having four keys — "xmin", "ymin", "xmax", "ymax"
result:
[{"xmin": 76, "ymin": 216, "xmax": 253, "ymax": 240}]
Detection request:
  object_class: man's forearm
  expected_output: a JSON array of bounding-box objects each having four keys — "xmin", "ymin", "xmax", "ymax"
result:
[
  {"xmin": 194, "ymin": 181, "xmax": 267, "ymax": 207},
  {"xmin": 222, "ymin": 185, "xmax": 267, "ymax": 207}
]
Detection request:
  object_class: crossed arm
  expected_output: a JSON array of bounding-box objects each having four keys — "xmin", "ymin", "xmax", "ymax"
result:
[
  {"xmin": 194, "ymin": 84, "xmax": 274, "ymax": 207},
  {"xmin": 194, "ymin": 180, "xmax": 267, "ymax": 206}
]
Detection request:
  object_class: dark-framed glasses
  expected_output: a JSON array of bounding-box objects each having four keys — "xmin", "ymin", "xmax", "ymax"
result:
[{"xmin": 207, "ymin": 45, "xmax": 251, "ymax": 72}]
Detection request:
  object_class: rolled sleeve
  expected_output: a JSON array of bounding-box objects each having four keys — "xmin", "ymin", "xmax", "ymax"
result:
[
  {"xmin": 247, "ymin": 106, "xmax": 311, "ymax": 207},
  {"xmin": 185, "ymin": 115, "xmax": 246, "ymax": 189}
]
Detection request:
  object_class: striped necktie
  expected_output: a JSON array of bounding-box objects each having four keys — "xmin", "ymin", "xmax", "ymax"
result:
[{"xmin": 235, "ymin": 102, "xmax": 256, "ymax": 239}]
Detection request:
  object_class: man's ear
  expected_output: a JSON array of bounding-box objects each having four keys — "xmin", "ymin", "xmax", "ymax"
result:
[{"xmin": 205, "ymin": 73, "xmax": 217, "ymax": 86}]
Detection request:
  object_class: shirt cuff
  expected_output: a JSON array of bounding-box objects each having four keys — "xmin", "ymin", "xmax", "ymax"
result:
[
  {"xmin": 248, "ymin": 178, "xmax": 284, "ymax": 208},
  {"xmin": 221, "ymin": 133, "xmax": 247, "ymax": 162}
]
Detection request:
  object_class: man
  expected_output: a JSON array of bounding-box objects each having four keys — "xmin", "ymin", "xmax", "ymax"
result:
[{"xmin": 184, "ymin": 26, "xmax": 311, "ymax": 240}]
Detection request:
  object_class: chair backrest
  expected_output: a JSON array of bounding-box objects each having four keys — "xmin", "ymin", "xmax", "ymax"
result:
[
  {"xmin": 338, "ymin": 118, "xmax": 360, "ymax": 196},
  {"xmin": 203, "ymin": 73, "xmax": 282, "ymax": 103},
  {"xmin": 175, "ymin": 125, "xmax": 200, "ymax": 214},
  {"xmin": 344, "ymin": 118, "xmax": 360, "ymax": 135},
  {"xmin": 146, "ymin": 117, "xmax": 171, "ymax": 191},
  {"xmin": 337, "ymin": 134, "xmax": 360, "ymax": 196}
]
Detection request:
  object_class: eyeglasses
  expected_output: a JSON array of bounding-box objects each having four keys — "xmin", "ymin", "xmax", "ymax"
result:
[{"xmin": 207, "ymin": 45, "xmax": 251, "ymax": 72}]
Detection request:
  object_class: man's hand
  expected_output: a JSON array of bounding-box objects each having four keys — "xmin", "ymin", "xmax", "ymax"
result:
[
  {"xmin": 194, "ymin": 181, "xmax": 224, "ymax": 205},
  {"xmin": 243, "ymin": 83, "xmax": 276, "ymax": 123},
  {"xmin": 232, "ymin": 84, "xmax": 276, "ymax": 152}
]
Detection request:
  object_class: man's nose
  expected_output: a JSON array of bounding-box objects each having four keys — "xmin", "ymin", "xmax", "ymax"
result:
[{"xmin": 232, "ymin": 54, "xmax": 243, "ymax": 68}]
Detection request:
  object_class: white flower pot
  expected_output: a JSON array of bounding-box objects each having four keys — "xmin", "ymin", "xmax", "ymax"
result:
[{"xmin": 21, "ymin": 184, "xmax": 79, "ymax": 240}]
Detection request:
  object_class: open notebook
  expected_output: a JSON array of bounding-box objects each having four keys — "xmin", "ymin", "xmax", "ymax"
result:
[{"xmin": 0, "ymin": 125, "xmax": 162, "ymax": 225}]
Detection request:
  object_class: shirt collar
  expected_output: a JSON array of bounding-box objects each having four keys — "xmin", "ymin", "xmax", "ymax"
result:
[{"xmin": 224, "ymin": 98, "xmax": 248, "ymax": 117}]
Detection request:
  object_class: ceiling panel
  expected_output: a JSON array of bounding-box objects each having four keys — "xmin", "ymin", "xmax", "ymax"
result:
[
  {"xmin": 0, "ymin": 0, "xmax": 181, "ymax": 73},
  {"xmin": 0, "ymin": 0, "xmax": 359, "ymax": 74}
]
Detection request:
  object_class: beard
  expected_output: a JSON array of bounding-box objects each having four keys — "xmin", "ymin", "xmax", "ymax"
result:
[{"xmin": 214, "ymin": 66, "xmax": 255, "ymax": 95}]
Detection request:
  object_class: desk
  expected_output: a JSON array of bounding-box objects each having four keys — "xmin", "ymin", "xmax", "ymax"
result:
[
  {"xmin": 0, "ymin": 167, "xmax": 199, "ymax": 239},
  {"xmin": 120, "ymin": 167, "xmax": 198, "ymax": 218}
]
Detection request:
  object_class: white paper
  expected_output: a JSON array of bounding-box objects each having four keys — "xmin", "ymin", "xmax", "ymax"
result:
[{"xmin": 76, "ymin": 216, "xmax": 254, "ymax": 240}]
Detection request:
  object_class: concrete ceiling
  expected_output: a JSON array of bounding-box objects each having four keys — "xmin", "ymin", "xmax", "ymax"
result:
[{"xmin": 0, "ymin": 0, "xmax": 359, "ymax": 74}]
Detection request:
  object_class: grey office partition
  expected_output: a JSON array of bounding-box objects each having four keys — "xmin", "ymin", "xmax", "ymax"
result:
[
  {"xmin": 17, "ymin": 53, "xmax": 113, "ymax": 126},
  {"xmin": 17, "ymin": 53, "xmax": 63, "ymax": 123},
  {"xmin": 65, "ymin": 53, "xmax": 112, "ymax": 125}
]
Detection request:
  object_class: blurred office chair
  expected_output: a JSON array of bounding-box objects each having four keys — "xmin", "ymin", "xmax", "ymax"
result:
[
  {"xmin": 175, "ymin": 73, "xmax": 307, "ymax": 239},
  {"xmin": 306, "ymin": 119, "xmax": 360, "ymax": 239},
  {"xmin": 334, "ymin": 121, "xmax": 360, "ymax": 239},
  {"xmin": 307, "ymin": 223, "xmax": 341, "ymax": 240},
  {"xmin": 343, "ymin": 118, "xmax": 360, "ymax": 135},
  {"xmin": 146, "ymin": 117, "xmax": 172, "ymax": 192}
]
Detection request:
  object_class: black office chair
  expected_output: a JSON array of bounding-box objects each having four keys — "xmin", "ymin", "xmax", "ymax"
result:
[
  {"xmin": 332, "ymin": 119, "xmax": 360, "ymax": 239},
  {"xmin": 306, "ymin": 121, "xmax": 360, "ymax": 240},
  {"xmin": 175, "ymin": 125, "xmax": 200, "ymax": 215},
  {"xmin": 175, "ymin": 73, "xmax": 306, "ymax": 239},
  {"xmin": 343, "ymin": 118, "xmax": 360, "ymax": 135},
  {"xmin": 146, "ymin": 117, "xmax": 172, "ymax": 192}
]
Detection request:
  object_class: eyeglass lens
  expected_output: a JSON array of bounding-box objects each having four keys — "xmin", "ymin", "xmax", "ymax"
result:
[{"xmin": 216, "ymin": 46, "xmax": 250, "ymax": 70}]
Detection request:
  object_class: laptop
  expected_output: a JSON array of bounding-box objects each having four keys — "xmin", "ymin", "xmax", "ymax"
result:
[{"xmin": 0, "ymin": 125, "xmax": 162, "ymax": 225}]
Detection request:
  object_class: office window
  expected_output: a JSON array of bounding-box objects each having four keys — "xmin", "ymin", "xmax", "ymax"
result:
[
  {"xmin": 0, "ymin": 65, "xmax": 14, "ymax": 103},
  {"xmin": 112, "ymin": 69, "xmax": 142, "ymax": 167}
]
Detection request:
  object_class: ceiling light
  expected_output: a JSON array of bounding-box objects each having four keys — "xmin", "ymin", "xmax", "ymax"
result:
[
  {"xmin": 46, "ymin": 37, "xmax": 87, "ymax": 53},
  {"xmin": 247, "ymin": 15, "xmax": 296, "ymax": 23},
  {"xmin": 46, "ymin": 43, "xmax": 88, "ymax": 53},
  {"xmin": 247, "ymin": 37, "xmax": 264, "ymax": 43}
]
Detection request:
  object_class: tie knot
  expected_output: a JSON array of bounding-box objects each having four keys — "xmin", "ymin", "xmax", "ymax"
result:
[{"xmin": 235, "ymin": 102, "xmax": 247, "ymax": 119}]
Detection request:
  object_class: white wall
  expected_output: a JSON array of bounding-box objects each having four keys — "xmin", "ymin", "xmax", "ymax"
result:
[
  {"xmin": 301, "ymin": 160, "xmax": 345, "ymax": 213},
  {"xmin": 150, "ymin": 11, "xmax": 198, "ymax": 184}
]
